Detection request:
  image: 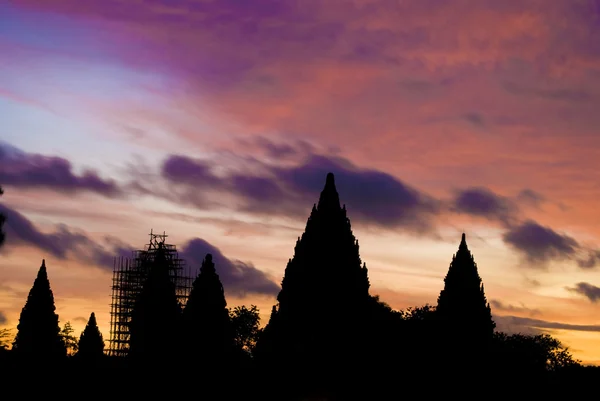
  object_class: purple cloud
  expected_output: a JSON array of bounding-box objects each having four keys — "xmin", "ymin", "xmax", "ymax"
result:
[
  {"xmin": 567, "ymin": 282, "xmax": 600, "ymax": 303},
  {"xmin": 158, "ymin": 151, "xmax": 440, "ymax": 233},
  {"xmin": 516, "ymin": 189, "xmax": 546, "ymax": 208},
  {"xmin": 179, "ymin": 237, "xmax": 279, "ymax": 297},
  {"xmin": 502, "ymin": 220, "xmax": 579, "ymax": 267},
  {"xmin": 0, "ymin": 310, "xmax": 6, "ymax": 325},
  {"xmin": 451, "ymin": 187, "xmax": 517, "ymax": 224},
  {"xmin": 0, "ymin": 143, "xmax": 121, "ymax": 197},
  {"xmin": 0, "ymin": 203, "xmax": 132, "ymax": 270},
  {"xmin": 490, "ymin": 300, "xmax": 541, "ymax": 317},
  {"xmin": 494, "ymin": 315, "xmax": 600, "ymax": 335},
  {"xmin": 272, "ymin": 154, "xmax": 440, "ymax": 232},
  {"xmin": 161, "ymin": 155, "xmax": 221, "ymax": 187},
  {"xmin": 0, "ymin": 203, "xmax": 275, "ymax": 297}
]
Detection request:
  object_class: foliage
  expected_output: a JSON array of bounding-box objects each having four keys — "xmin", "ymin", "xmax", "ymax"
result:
[
  {"xmin": 398, "ymin": 304, "xmax": 436, "ymax": 321},
  {"xmin": 0, "ymin": 328, "xmax": 13, "ymax": 350},
  {"xmin": 493, "ymin": 332, "xmax": 581, "ymax": 372},
  {"xmin": 230, "ymin": 305, "xmax": 261, "ymax": 355},
  {"xmin": 61, "ymin": 321, "xmax": 79, "ymax": 355}
]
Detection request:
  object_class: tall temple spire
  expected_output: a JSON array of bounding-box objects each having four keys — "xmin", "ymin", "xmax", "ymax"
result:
[
  {"xmin": 256, "ymin": 172, "xmax": 371, "ymax": 385},
  {"xmin": 436, "ymin": 233, "xmax": 495, "ymax": 343}
]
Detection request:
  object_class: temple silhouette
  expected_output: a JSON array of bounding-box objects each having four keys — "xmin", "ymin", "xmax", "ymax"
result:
[
  {"xmin": 256, "ymin": 173, "xmax": 371, "ymax": 372},
  {"xmin": 0, "ymin": 173, "xmax": 595, "ymax": 396},
  {"xmin": 108, "ymin": 230, "xmax": 192, "ymax": 357}
]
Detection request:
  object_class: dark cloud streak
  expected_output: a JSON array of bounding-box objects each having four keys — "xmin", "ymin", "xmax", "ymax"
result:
[
  {"xmin": 0, "ymin": 203, "xmax": 277, "ymax": 297},
  {"xmin": 494, "ymin": 315, "xmax": 600, "ymax": 333},
  {"xmin": 179, "ymin": 237, "xmax": 279, "ymax": 297},
  {"xmin": 490, "ymin": 300, "xmax": 541, "ymax": 317},
  {"xmin": 502, "ymin": 220, "xmax": 579, "ymax": 267},
  {"xmin": 0, "ymin": 142, "xmax": 121, "ymax": 197},
  {"xmin": 567, "ymin": 282, "xmax": 600, "ymax": 303},
  {"xmin": 451, "ymin": 187, "xmax": 517, "ymax": 225}
]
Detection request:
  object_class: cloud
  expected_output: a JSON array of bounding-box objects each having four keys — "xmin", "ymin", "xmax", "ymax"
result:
[
  {"xmin": 157, "ymin": 151, "xmax": 440, "ymax": 233},
  {"xmin": 0, "ymin": 203, "xmax": 132, "ymax": 270},
  {"xmin": 502, "ymin": 220, "xmax": 579, "ymax": 266},
  {"xmin": 73, "ymin": 316, "xmax": 88, "ymax": 323},
  {"xmin": 490, "ymin": 300, "xmax": 541, "ymax": 317},
  {"xmin": 503, "ymin": 81, "xmax": 593, "ymax": 103},
  {"xmin": 494, "ymin": 315, "xmax": 600, "ymax": 334},
  {"xmin": 273, "ymin": 154, "xmax": 441, "ymax": 232},
  {"xmin": 235, "ymin": 136, "xmax": 316, "ymax": 161},
  {"xmin": 0, "ymin": 311, "xmax": 7, "ymax": 325},
  {"xmin": 0, "ymin": 142, "xmax": 122, "ymax": 197},
  {"xmin": 451, "ymin": 187, "xmax": 517, "ymax": 224},
  {"xmin": 0, "ymin": 202, "xmax": 278, "ymax": 297},
  {"xmin": 179, "ymin": 238, "xmax": 279, "ymax": 297},
  {"xmin": 516, "ymin": 189, "xmax": 546, "ymax": 208},
  {"xmin": 577, "ymin": 250, "xmax": 600, "ymax": 269},
  {"xmin": 567, "ymin": 282, "xmax": 600, "ymax": 303}
]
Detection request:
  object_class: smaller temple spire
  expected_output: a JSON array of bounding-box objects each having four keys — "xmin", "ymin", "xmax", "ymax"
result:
[
  {"xmin": 326, "ymin": 172, "xmax": 335, "ymax": 188},
  {"xmin": 38, "ymin": 259, "xmax": 47, "ymax": 277},
  {"xmin": 459, "ymin": 233, "xmax": 468, "ymax": 252},
  {"xmin": 317, "ymin": 172, "xmax": 341, "ymax": 211}
]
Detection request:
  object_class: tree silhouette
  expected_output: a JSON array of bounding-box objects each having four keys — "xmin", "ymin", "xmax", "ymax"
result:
[
  {"xmin": 129, "ymin": 242, "xmax": 181, "ymax": 360},
  {"xmin": 60, "ymin": 321, "xmax": 78, "ymax": 355},
  {"xmin": 492, "ymin": 332, "xmax": 580, "ymax": 374},
  {"xmin": 257, "ymin": 173, "xmax": 372, "ymax": 393},
  {"xmin": 0, "ymin": 328, "xmax": 13, "ymax": 350},
  {"xmin": 12, "ymin": 260, "xmax": 66, "ymax": 359},
  {"xmin": 182, "ymin": 253, "xmax": 234, "ymax": 365},
  {"xmin": 230, "ymin": 305, "xmax": 261, "ymax": 356},
  {"xmin": 77, "ymin": 312, "xmax": 105, "ymax": 360},
  {"xmin": 0, "ymin": 186, "xmax": 5, "ymax": 247}
]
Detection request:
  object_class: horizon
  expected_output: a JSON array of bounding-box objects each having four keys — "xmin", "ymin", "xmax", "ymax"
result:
[{"xmin": 1, "ymin": 0, "xmax": 600, "ymax": 365}]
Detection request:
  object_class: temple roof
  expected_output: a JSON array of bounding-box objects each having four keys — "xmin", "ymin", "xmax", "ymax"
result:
[
  {"xmin": 458, "ymin": 233, "xmax": 468, "ymax": 252},
  {"xmin": 317, "ymin": 172, "xmax": 341, "ymax": 211}
]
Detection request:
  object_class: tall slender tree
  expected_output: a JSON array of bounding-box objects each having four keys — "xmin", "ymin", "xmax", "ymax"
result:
[
  {"xmin": 182, "ymin": 253, "xmax": 234, "ymax": 364},
  {"xmin": 13, "ymin": 260, "xmax": 66, "ymax": 358},
  {"xmin": 77, "ymin": 312, "xmax": 105, "ymax": 360},
  {"xmin": 60, "ymin": 321, "xmax": 78, "ymax": 355}
]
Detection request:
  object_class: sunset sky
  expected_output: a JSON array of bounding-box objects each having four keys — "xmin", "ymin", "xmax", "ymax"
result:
[{"xmin": 1, "ymin": 0, "xmax": 600, "ymax": 364}]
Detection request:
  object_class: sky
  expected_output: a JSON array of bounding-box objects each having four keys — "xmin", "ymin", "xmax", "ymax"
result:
[{"xmin": 1, "ymin": 0, "xmax": 600, "ymax": 364}]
